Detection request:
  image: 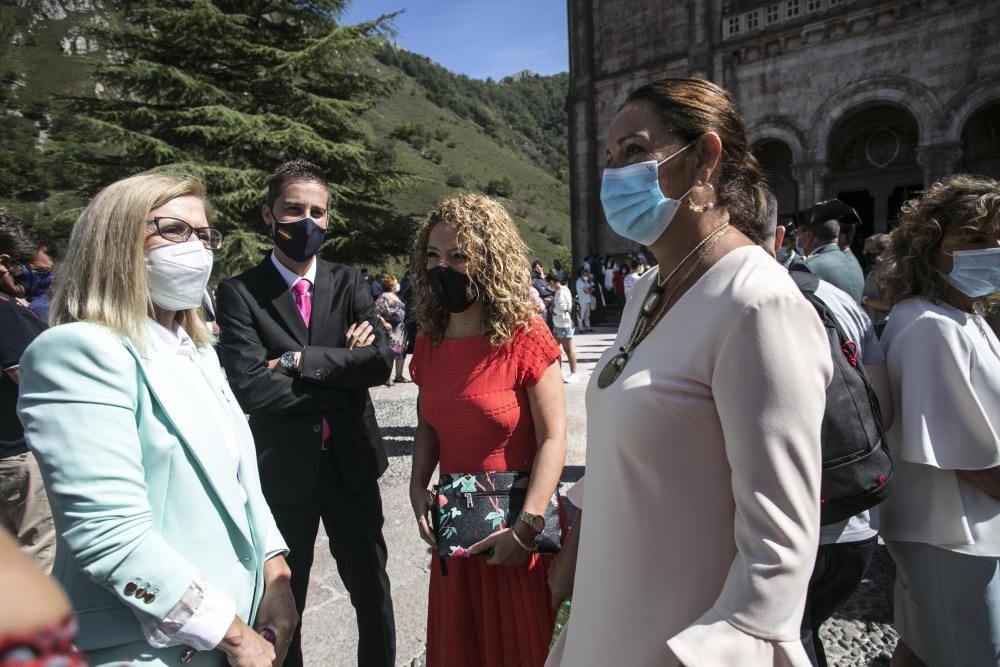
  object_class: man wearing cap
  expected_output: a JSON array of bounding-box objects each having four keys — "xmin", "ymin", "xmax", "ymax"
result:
[{"xmin": 792, "ymin": 200, "xmax": 865, "ymax": 303}]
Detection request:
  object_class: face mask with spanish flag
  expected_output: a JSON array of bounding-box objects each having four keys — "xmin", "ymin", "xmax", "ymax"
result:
[{"xmin": 271, "ymin": 211, "xmax": 326, "ymax": 262}]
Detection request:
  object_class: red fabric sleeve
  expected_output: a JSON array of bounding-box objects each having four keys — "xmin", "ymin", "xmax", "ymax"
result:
[
  {"xmin": 516, "ymin": 317, "xmax": 561, "ymax": 387},
  {"xmin": 409, "ymin": 333, "xmax": 427, "ymax": 386}
]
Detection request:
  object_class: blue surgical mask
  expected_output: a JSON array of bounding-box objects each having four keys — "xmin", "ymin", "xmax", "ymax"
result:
[
  {"xmin": 599, "ymin": 140, "xmax": 697, "ymax": 246},
  {"xmin": 941, "ymin": 247, "xmax": 1000, "ymax": 297}
]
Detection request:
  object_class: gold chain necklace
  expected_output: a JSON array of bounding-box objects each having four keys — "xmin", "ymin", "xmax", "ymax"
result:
[{"xmin": 597, "ymin": 223, "xmax": 730, "ymax": 389}]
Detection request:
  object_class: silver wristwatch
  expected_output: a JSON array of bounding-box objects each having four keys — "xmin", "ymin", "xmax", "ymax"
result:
[{"xmin": 279, "ymin": 351, "xmax": 299, "ymax": 375}]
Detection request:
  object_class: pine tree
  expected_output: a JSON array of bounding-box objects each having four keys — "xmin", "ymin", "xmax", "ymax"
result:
[{"xmin": 51, "ymin": 0, "xmax": 409, "ymax": 275}]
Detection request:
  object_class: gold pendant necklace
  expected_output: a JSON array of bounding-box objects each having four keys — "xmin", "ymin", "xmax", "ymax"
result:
[{"xmin": 597, "ymin": 223, "xmax": 730, "ymax": 389}]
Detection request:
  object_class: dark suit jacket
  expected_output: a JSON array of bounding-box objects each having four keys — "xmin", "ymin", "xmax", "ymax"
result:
[{"xmin": 216, "ymin": 257, "xmax": 393, "ymax": 503}]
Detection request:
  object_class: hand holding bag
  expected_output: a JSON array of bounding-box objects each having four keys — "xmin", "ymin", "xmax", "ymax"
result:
[{"xmin": 431, "ymin": 471, "xmax": 562, "ymax": 567}]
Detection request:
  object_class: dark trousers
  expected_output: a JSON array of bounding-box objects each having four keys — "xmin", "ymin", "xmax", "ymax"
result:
[
  {"xmin": 269, "ymin": 455, "xmax": 395, "ymax": 667},
  {"xmin": 801, "ymin": 537, "xmax": 877, "ymax": 667}
]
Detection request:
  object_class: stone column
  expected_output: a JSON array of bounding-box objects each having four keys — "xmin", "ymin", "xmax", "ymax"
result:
[
  {"xmin": 792, "ymin": 160, "xmax": 829, "ymax": 211},
  {"xmin": 568, "ymin": 0, "xmax": 598, "ymax": 263},
  {"xmin": 916, "ymin": 143, "xmax": 963, "ymax": 187}
]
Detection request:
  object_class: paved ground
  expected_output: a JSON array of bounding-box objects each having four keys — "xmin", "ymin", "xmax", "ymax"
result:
[{"xmin": 299, "ymin": 326, "xmax": 898, "ymax": 666}]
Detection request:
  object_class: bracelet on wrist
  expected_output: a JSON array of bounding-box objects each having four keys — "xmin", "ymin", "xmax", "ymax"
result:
[{"xmin": 510, "ymin": 527, "xmax": 536, "ymax": 553}]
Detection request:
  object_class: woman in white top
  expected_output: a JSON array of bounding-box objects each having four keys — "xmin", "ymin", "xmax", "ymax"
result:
[
  {"xmin": 603, "ymin": 259, "xmax": 616, "ymax": 292},
  {"xmin": 548, "ymin": 273, "xmax": 579, "ymax": 383},
  {"xmin": 622, "ymin": 261, "xmax": 640, "ymax": 297},
  {"xmin": 876, "ymin": 175, "xmax": 1000, "ymax": 667},
  {"xmin": 574, "ymin": 269, "xmax": 594, "ymax": 332},
  {"xmin": 545, "ymin": 78, "xmax": 831, "ymax": 667}
]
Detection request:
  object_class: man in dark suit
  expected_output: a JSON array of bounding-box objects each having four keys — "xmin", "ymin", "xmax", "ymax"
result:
[{"xmin": 216, "ymin": 160, "xmax": 395, "ymax": 667}]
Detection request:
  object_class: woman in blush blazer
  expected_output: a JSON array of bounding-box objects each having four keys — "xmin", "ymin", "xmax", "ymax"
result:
[{"xmin": 17, "ymin": 173, "xmax": 297, "ymax": 667}]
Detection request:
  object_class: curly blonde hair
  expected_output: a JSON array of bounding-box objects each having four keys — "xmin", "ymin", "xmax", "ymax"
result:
[
  {"xmin": 879, "ymin": 174, "xmax": 1000, "ymax": 307},
  {"xmin": 411, "ymin": 194, "xmax": 535, "ymax": 346}
]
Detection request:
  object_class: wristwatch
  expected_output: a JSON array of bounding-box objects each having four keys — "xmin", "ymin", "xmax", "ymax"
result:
[
  {"xmin": 516, "ymin": 510, "xmax": 545, "ymax": 534},
  {"xmin": 278, "ymin": 351, "xmax": 299, "ymax": 375}
]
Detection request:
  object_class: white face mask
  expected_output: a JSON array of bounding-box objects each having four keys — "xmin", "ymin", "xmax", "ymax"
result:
[{"xmin": 145, "ymin": 242, "xmax": 213, "ymax": 311}]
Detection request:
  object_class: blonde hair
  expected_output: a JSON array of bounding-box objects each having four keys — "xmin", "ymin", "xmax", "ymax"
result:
[
  {"xmin": 411, "ymin": 194, "xmax": 535, "ymax": 346},
  {"xmin": 879, "ymin": 174, "xmax": 1000, "ymax": 307},
  {"xmin": 50, "ymin": 172, "xmax": 214, "ymax": 349}
]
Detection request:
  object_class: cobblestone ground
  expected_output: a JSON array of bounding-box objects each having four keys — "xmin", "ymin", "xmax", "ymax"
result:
[{"xmin": 300, "ymin": 328, "xmax": 898, "ymax": 666}]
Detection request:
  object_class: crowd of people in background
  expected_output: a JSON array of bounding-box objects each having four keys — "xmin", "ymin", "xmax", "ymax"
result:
[
  {"xmin": 360, "ymin": 249, "xmax": 651, "ymax": 387},
  {"xmin": 1, "ymin": 75, "xmax": 999, "ymax": 667}
]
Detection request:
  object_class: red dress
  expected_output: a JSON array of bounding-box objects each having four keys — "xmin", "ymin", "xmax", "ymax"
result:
[{"xmin": 410, "ymin": 317, "xmax": 562, "ymax": 667}]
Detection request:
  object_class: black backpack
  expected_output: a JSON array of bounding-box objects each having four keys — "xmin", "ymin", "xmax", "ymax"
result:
[{"xmin": 789, "ymin": 270, "xmax": 895, "ymax": 525}]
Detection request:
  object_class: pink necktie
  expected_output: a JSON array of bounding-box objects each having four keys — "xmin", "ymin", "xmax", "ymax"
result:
[
  {"xmin": 291, "ymin": 279, "xmax": 330, "ymax": 443},
  {"xmin": 292, "ymin": 279, "xmax": 312, "ymax": 326}
]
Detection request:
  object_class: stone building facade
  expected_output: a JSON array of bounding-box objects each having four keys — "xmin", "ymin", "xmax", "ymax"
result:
[{"xmin": 567, "ymin": 0, "xmax": 1000, "ymax": 257}]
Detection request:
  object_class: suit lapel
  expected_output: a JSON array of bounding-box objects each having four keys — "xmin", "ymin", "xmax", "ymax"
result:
[
  {"xmin": 258, "ymin": 257, "xmax": 308, "ymax": 346},
  {"xmin": 310, "ymin": 259, "xmax": 336, "ymax": 344},
  {"xmin": 125, "ymin": 340, "xmax": 253, "ymax": 548}
]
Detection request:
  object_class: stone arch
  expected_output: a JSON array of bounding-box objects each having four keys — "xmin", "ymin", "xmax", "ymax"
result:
[
  {"xmin": 809, "ymin": 76, "xmax": 943, "ymax": 162},
  {"xmin": 746, "ymin": 116, "xmax": 808, "ymax": 164},
  {"xmin": 825, "ymin": 103, "xmax": 924, "ymax": 234},
  {"xmin": 943, "ymin": 77, "xmax": 1000, "ymax": 145}
]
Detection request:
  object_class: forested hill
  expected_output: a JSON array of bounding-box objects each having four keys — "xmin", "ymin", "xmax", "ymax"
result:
[
  {"xmin": 0, "ymin": 1, "xmax": 572, "ymax": 274},
  {"xmin": 377, "ymin": 47, "xmax": 569, "ymax": 180}
]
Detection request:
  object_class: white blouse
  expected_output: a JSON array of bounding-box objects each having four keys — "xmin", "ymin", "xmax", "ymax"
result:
[
  {"xmin": 145, "ymin": 320, "xmax": 243, "ymax": 650},
  {"xmin": 547, "ymin": 246, "xmax": 832, "ymax": 667},
  {"xmin": 878, "ymin": 298, "xmax": 1000, "ymax": 556}
]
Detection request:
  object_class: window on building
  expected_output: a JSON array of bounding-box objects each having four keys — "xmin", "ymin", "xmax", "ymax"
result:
[
  {"xmin": 746, "ymin": 10, "xmax": 760, "ymax": 30},
  {"xmin": 766, "ymin": 4, "xmax": 780, "ymax": 23},
  {"xmin": 787, "ymin": 0, "xmax": 801, "ymax": 18},
  {"xmin": 807, "ymin": 0, "xmax": 822, "ymax": 11},
  {"xmin": 727, "ymin": 15, "xmax": 741, "ymax": 36},
  {"xmin": 828, "ymin": 0, "xmax": 841, "ymax": 6}
]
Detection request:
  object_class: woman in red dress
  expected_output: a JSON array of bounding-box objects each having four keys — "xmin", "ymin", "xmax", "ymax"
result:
[{"xmin": 408, "ymin": 194, "xmax": 567, "ymax": 666}]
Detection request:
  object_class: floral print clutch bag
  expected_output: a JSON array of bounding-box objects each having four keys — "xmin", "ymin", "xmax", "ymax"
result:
[{"xmin": 432, "ymin": 471, "xmax": 563, "ymax": 562}]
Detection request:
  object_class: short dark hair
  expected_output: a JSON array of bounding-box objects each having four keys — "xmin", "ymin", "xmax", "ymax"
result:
[
  {"xmin": 839, "ymin": 222, "xmax": 857, "ymax": 245},
  {"xmin": 546, "ymin": 272, "xmax": 561, "ymax": 284},
  {"xmin": 266, "ymin": 160, "xmax": 329, "ymax": 209},
  {"xmin": 0, "ymin": 211, "xmax": 39, "ymax": 264},
  {"xmin": 802, "ymin": 218, "xmax": 840, "ymax": 243}
]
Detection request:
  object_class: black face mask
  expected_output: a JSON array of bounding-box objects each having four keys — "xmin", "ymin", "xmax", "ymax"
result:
[
  {"xmin": 272, "ymin": 211, "xmax": 326, "ymax": 262},
  {"xmin": 428, "ymin": 266, "xmax": 476, "ymax": 313}
]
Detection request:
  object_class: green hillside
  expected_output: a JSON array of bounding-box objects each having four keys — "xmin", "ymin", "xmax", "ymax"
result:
[
  {"xmin": 0, "ymin": 2, "xmax": 571, "ymax": 270},
  {"xmin": 367, "ymin": 64, "xmax": 571, "ymax": 271}
]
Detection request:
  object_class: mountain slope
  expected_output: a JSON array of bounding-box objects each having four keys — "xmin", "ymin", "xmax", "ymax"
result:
[
  {"xmin": 367, "ymin": 60, "xmax": 571, "ymax": 268},
  {"xmin": 0, "ymin": 2, "xmax": 571, "ymax": 267}
]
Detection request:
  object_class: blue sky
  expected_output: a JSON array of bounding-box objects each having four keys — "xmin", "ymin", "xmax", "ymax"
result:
[{"xmin": 341, "ymin": 1, "xmax": 569, "ymax": 81}]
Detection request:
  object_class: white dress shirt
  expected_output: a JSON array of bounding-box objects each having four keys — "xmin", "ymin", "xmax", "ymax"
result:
[{"xmin": 271, "ymin": 251, "xmax": 317, "ymax": 295}]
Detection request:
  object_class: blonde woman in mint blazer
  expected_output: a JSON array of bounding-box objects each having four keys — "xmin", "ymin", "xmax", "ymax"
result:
[{"xmin": 17, "ymin": 173, "xmax": 298, "ymax": 667}]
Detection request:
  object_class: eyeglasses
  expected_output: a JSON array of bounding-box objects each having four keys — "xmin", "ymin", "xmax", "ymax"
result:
[{"xmin": 146, "ymin": 217, "xmax": 223, "ymax": 250}]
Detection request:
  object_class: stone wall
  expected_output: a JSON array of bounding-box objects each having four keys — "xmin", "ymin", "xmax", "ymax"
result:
[{"xmin": 569, "ymin": 0, "xmax": 1000, "ymax": 257}]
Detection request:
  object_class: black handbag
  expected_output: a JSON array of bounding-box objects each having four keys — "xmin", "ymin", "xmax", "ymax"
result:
[{"xmin": 431, "ymin": 471, "xmax": 562, "ymax": 572}]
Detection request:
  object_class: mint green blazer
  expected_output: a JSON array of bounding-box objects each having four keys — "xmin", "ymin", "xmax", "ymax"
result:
[{"xmin": 17, "ymin": 322, "xmax": 287, "ymax": 652}]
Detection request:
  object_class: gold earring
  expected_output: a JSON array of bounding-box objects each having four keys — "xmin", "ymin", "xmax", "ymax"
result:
[{"xmin": 687, "ymin": 182, "xmax": 715, "ymax": 213}]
